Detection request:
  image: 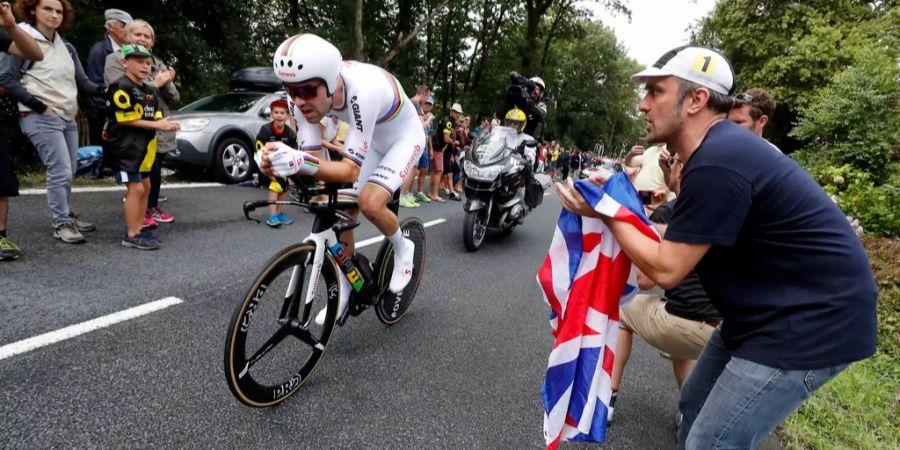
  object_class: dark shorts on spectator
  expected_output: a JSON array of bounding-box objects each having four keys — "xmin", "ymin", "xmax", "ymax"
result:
[{"xmin": 115, "ymin": 171, "xmax": 150, "ymax": 184}]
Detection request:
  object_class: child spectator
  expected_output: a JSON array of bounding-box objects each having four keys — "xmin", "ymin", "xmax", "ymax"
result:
[
  {"xmin": 103, "ymin": 44, "xmax": 180, "ymax": 250},
  {"xmin": 255, "ymin": 99, "xmax": 297, "ymax": 227}
]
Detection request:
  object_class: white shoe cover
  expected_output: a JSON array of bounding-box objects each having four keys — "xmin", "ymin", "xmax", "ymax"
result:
[{"xmin": 388, "ymin": 238, "xmax": 415, "ymax": 293}]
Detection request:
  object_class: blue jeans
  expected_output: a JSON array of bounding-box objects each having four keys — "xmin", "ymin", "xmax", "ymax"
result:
[
  {"xmin": 20, "ymin": 112, "xmax": 79, "ymax": 225},
  {"xmin": 678, "ymin": 328, "xmax": 847, "ymax": 449}
]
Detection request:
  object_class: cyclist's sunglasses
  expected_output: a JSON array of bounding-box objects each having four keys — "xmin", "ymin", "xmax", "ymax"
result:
[
  {"xmin": 284, "ymin": 82, "xmax": 322, "ymax": 101},
  {"xmin": 735, "ymin": 92, "xmax": 753, "ymax": 102}
]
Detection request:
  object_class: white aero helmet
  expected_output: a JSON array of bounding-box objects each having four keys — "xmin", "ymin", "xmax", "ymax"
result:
[
  {"xmin": 529, "ymin": 76, "xmax": 545, "ymax": 91},
  {"xmin": 273, "ymin": 34, "xmax": 342, "ymax": 95}
]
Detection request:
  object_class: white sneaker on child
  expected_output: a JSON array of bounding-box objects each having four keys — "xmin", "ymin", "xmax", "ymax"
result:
[
  {"xmin": 314, "ymin": 273, "xmax": 350, "ymax": 325},
  {"xmin": 389, "ymin": 237, "xmax": 415, "ymax": 293}
]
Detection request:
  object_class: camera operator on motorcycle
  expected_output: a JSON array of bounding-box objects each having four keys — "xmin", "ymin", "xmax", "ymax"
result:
[
  {"xmin": 498, "ymin": 72, "xmax": 547, "ymax": 136},
  {"xmin": 258, "ymin": 33, "xmax": 425, "ymax": 324}
]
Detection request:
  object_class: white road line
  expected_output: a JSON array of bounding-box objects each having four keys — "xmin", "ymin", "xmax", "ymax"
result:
[
  {"xmin": 0, "ymin": 218, "xmax": 448, "ymax": 360},
  {"xmin": 0, "ymin": 297, "xmax": 183, "ymax": 361},
  {"xmin": 356, "ymin": 218, "xmax": 447, "ymax": 249},
  {"xmin": 21, "ymin": 182, "xmax": 224, "ymax": 196}
]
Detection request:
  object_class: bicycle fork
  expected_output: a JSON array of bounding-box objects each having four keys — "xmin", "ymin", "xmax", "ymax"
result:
[{"xmin": 283, "ymin": 229, "xmax": 354, "ymax": 328}]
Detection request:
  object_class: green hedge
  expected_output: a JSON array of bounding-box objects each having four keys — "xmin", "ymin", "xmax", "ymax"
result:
[{"xmin": 801, "ymin": 163, "xmax": 900, "ymax": 237}]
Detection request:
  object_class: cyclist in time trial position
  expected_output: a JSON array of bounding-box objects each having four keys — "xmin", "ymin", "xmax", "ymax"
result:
[{"xmin": 258, "ymin": 33, "xmax": 425, "ymax": 324}]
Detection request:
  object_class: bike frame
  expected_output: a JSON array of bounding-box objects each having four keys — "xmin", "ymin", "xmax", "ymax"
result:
[{"xmin": 244, "ymin": 196, "xmax": 369, "ymax": 326}]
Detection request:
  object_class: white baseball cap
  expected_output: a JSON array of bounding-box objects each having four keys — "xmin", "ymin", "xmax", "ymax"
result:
[
  {"xmin": 631, "ymin": 46, "xmax": 735, "ymax": 95},
  {"xmin": 450, "ymin": 103, "xmax": 463, "ymax": 114}
]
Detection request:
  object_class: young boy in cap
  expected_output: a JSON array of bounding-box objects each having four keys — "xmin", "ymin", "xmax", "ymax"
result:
[
  {"xmin": 255, "ymin": 98, "xmax": 297, "ymax": 227},
  {"xmin": 104, "ymin": 44, "xmax": 181, "ymax": 250}
]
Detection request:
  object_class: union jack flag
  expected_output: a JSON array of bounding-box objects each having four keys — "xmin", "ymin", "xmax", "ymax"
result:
[{"xmin": 536, "ymin": 173, "xmax": 659, "ymax": 449}]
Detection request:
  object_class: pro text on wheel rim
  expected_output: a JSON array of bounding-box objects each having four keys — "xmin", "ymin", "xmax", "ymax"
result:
[{"xmin": 224, "ymin": 243, "xmax": 340, "ymax": 407}]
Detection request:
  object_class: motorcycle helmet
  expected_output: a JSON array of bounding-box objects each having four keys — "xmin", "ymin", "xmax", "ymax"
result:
[
  {"xmin": 529, "ymin": 76, "xmax": 545, "ymax": 92},
  {"xmin": 273, "ymin": 34, "xmax": 342, "ymax": 96},
  {"xmin": 504, "ymin": 108, "xmax": 527, "ymax": 132}
]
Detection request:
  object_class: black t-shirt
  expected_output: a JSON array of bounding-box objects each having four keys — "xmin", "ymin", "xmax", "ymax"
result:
[
  {"xmin": 431, "ymin": 116, "xmax": 454, "ymax": 152},
  {"xmin": 103, "ymin": 75, "xmax": 161, "ymax": 173},
  {"xmin": 0, "ymin": 29, "xmax": 12, "ymax": 53},
  {"xmin": 255, "ymin": 121, "xmax": 297, "ymax": 150},
  {"xmin": 650, "ymin": 201, "xmax": 720, "ymax": 322},
  {"xmin": 255, "ymin": 121, "xmax": 297, "ymax": 183},
  {"xmin": 666, "ymin": 120, "xmax": 877, "ymax": 370}
]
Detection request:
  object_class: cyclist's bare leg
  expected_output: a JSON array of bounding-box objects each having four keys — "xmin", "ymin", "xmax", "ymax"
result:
[
  {"xmin": 358, "ymin": 184, "xmax": 399, "ymax": 237},
  {"xmin": 358, "ymin": 184, "xmax": 415, "ymax": 293}
]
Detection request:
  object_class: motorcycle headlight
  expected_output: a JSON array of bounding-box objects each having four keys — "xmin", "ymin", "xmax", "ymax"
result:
[
  {"xmin": 178, "ymin": 118, "xmax": 210, "ymax": 132},
  {"xmin": 508, "ymin": 157, "xmax": 524, "ymax": 172},
  {"xmin": 464, "ymin": 160, "xmax": 503, "ymax": 181}
]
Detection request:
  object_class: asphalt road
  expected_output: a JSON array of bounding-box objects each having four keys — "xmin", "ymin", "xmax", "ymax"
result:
[{"xmin": 0, "ymin": 182, "xmax": 777, "ymax": 449}]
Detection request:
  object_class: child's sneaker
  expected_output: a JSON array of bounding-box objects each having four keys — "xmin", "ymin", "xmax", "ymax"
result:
[
  {"xmin": 149, "ymin": 207, "xmax": 175, "ymax": 223},
  {"xmin": 277, "ymin": 212, "xmax": 293, "ymax": 225},
  {"xmin": 142, "ymin": 215, "xmax": 158, "ymax": 229},
  {"xmin": 266, "ymin": 214, "xmax": 281, "ymax": 228}
]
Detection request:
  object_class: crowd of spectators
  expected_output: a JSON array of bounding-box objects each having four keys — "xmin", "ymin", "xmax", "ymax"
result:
[{"xmin": 0, "ymin": 4, "xmax": 183, "ymax": 255}]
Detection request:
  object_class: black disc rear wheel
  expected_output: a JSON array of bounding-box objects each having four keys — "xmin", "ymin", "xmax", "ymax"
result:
[
  {"xmin": 224, "ymin": 243, "xmax": 340, "ymax": 407},
  {"xmin": 374, "ymin": 218, "xmax": 427, "ymax": 325}
]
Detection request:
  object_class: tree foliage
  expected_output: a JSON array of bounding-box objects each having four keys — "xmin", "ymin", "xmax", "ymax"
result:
[
  {"xmin": 791, "ymin": 52, "xmax": 900, "ymax": 179},
  {"xmin": 61, "ymin": 0, "xmax": 641, "ymax": 149},
  {"xmin": 692, "ymin": 0, "xmax": 899, "ymax": 151}
]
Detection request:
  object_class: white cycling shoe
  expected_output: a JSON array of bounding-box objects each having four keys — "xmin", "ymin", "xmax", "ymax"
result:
[
  {"xmin": 314, "ymin": 273, "xmax": 350, "ymax": 326},
  {"xmin": 389, "ymin": 238, "xmax": 415, "ymax": 293}
]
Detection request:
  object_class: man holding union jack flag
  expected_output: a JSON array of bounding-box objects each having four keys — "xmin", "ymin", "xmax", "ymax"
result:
[{"xmin": 554, "ymin": 46, "xmax": 877, "ymax": 449}]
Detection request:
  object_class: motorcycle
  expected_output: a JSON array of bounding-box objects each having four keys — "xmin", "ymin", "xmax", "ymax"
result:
[{"xmin": 461, "ymin": 126, "xmax": 544, "ymax": 251}]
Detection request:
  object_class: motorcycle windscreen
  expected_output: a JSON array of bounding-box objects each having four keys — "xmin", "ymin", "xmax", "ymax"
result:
[{"xmin": 470, "ymin": 126, "xmax": 520, "ymax": 165}]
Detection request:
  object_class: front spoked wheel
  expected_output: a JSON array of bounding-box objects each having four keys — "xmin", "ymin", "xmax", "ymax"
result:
[
  {"xmin": 224, "ymin": 242, "xmax": 340, "ymax": 407},
  {"xmin": 463, "ymin": 208, "xmax": 488, "ymax": 251},
  {"xmin": 374, "ymin": 217, "xmax": 427, "ymax": 325}
]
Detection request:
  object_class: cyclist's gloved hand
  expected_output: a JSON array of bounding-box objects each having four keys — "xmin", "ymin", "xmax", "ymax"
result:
[{"xmin": 270, "ymin": 142, "xmax": 320, "ymax": 177}]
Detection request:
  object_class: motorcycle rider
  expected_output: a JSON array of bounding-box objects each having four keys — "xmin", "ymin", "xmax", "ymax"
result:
[
  {"xmin": 503, "ymin": 108, "xmax": 535, "ymax": 165},
  {"xmin": 502, "ymin": 108, "xmax": 539, "ymax": 210}
]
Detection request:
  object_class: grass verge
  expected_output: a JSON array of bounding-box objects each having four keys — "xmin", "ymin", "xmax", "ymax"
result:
[{"xmin": 781, "ymin": 236, "xmax": 900, "ymax": 449}]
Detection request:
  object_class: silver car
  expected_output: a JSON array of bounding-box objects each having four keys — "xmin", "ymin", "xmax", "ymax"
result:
[{"xmin": 168, "ymin": 91, "xmax": 284, "ymax": 183}]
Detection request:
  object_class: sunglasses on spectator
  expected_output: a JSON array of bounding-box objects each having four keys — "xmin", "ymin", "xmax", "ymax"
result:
[
  {"xmin": 284, "ymin": 82, "xmax": 322, "ymax": 101},
  {"xmin": 735, "ymin": 92, "xmax": 753, "ymax": 102}
]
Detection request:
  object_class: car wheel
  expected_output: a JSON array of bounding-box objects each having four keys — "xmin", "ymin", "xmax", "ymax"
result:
[{"xmin": 213, "ymin": 137, "xmax": 253, "ymax": 183}]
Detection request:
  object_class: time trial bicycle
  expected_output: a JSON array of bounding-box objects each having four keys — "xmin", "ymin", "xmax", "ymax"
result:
[{"xmin": 223, "ymin": 177, "xmax": 426, "ymax": 407}]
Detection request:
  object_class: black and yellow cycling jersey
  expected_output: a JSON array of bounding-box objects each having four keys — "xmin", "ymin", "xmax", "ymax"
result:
[{"xmin": 103, "ymin": 75, "xmax": 163, "ymax": 173}]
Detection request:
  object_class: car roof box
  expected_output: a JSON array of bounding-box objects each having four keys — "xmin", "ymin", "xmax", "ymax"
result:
[{"xmin": 230, "ymin": 67, "xmax": 281, "ymax": 92}]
